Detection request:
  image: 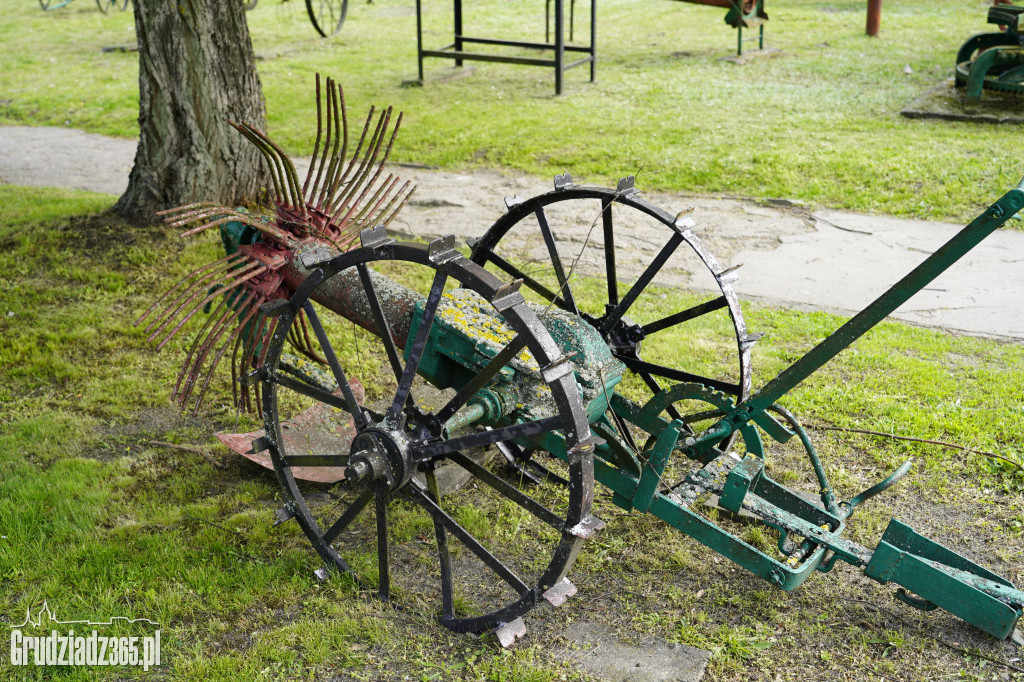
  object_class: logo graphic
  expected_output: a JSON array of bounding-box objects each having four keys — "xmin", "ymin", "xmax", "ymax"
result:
[{"xmin": 9, "ymin": 601, "xmax": 161, "ymax": 671}]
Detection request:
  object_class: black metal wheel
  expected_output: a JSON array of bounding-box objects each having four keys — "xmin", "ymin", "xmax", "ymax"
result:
[
  {"xmin": 258, "ymin": 233, "xmax": 595, "ymax": 634},
  {"xmin": 469, "ymin": 176, "xmax": 754, "ymax": 456},
  {"xmin": 95, "ymin": 0, "xmax": 129, "ymax": 13},
  {"xmin": 305, "ymin": 0, "xmax": 349, "ymax": 37}
]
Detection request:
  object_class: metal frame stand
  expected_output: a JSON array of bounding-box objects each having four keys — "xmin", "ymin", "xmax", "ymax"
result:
[{"xmin": 415, "ymin": 0, "xmax": 596, "ymax": 95}]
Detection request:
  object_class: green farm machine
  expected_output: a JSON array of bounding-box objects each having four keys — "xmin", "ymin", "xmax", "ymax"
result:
[{"xmin": 142, "ymin": 77, "xmax": 1024, "ymax": 647}]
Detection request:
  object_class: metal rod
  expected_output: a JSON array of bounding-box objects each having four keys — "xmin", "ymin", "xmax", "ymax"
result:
[{"xmin": 744, "ymin": 182, "xmax": 1024, "ymax": 416}]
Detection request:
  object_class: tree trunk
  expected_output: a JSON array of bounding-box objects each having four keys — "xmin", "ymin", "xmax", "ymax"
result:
[{"xmin": 116, "ymin": 0, "xmax": 271, "ymax": 224}]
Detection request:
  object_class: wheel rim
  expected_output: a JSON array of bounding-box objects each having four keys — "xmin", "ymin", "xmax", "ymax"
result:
[
  {"xmin": 305, "ymin": 0, "xmax": 348, "ymax": 37},
  {"xmin": 260, "ymin": 238, "xmax": 594, "ymax": 633}
]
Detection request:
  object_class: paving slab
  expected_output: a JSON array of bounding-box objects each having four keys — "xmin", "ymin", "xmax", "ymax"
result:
[
  {"xmin": 556, "ymin": 621, "xmax": 710, "ymax": 682},
  {"xmin": 3, "ymin": 124, "xmax": 1023, "ymax": 340}
]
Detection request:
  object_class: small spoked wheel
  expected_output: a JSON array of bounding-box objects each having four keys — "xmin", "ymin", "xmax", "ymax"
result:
[
  {"xmin": 95, "ymin": 0, "xmax": 129, "ymax": 13},
  {"xmin": 470, "ymin": 177, "xmax": 755, "ymax": 456},
  {"xmin": 305, "ymin": 0, "xmax": 348, "ymax": 37},
  {"xmin": 259, "ymin": 233, "xmax": 595, "ymax": 634}
]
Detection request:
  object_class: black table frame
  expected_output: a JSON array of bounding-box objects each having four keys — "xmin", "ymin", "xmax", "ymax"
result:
[{"xmin": 415, "ymin": 0, "xmax": 596, "ymax": 95}]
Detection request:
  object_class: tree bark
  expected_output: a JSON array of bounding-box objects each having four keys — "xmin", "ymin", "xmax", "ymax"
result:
[{"xmin": 116, "ymin": 0, "xmax": 271, "ymax": 224}]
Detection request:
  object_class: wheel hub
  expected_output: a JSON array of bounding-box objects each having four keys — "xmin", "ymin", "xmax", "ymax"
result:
[{"xmin": 345, "ymin": 426, "xmax": 411, "ymax": 493}]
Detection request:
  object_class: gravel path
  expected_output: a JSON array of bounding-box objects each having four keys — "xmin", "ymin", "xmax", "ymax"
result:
[{"xmin": 3, "ymin": 124, "xmax": 1023, "ymax": 340}]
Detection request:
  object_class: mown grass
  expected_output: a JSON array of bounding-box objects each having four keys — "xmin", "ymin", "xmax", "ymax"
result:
[
  {"xmin": 1, "ymin": 183, "xmax": 1022, "ymax": 680},
  {"xmin": 1, "ymin": 0, "xmax": 1022, "ymax": 220}
]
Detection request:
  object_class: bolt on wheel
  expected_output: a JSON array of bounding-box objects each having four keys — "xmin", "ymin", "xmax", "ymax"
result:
[{"xmin": 257, "ymin": 234, "xmax": 596, "ymax": 634}]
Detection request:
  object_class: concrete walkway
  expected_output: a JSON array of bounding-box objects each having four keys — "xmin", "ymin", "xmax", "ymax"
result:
[{"xmin": 3, "ymin": 125, "xmax": 1023, "ymax": 340}]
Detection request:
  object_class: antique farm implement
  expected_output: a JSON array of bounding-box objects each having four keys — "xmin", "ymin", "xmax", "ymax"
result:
[
  {"xmin": 141, "ymin": 76, "xmax": 1024, "ymax": 645},
  {"xmin": 956, "ymin": 2, "xmax": 1024, "ymax": 101}
]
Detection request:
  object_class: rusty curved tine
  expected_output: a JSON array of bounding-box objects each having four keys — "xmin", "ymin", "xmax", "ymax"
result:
[
  {"xmin": 331, "ymin": 124, "xmax": 392, "ymax": 228},
  {"xmin": 178, "ymin": 214, "xmax": 286, "ymax": 242},
  {"xmin": 381, "ymin": 182, "xmax": 416, "ymax": 227},
  {"xmin": 334, "ymin": 111, "xmax": 403, "ymax": 227},
  {"xmin": 315, "ymin": 82, "xmax": 349, "ymax": 210},
  {"xmin": 135, "ymin": 252, "xmax": 245, "ymax": 327},
  {"xmin": 231, "ymin": 302, "xmax": 265, "ymax": 410},
  {"xmin": 144, "ymin": 255, "xmax": 254, "ymax": 337},
  {"xmin": 241, "ymin": 124, "xmax": 304, "ymax": 213},
  {"xmin": 350, "ymin": 175, "xmax": 400, "ymax": 232},
  {"xmin": 328, "ymin": 108, "xmax": 390, "ymax": 218},
  {"xmin": 142, "ymin": 254, "xmax": 250, "ymax": 334},
  {"xmin": 178, "ymin": 292, "xmax": 251, "ymax": 408},
  {"xmin": 318, "ymin": 79, "xmax": 349, "ymax": 210},
  {"xmin": 162, "ymin": 205, "xmax": 224, "ymax": 227},
  {"xmin": 191, "ymin": 292, "xmax": 263, "ymax": 415},
  {"xmin": 328, "ymin": 108, "xmax": 390, "ymax": 217},
  {"xmin": 233, "ymin": 123, "xmax": 287, "ymax": 204},
  {"xmin": 323, "ymin": 105, "xmax": 375, "ymax": 210},
  {"xmin": 153, "ymin": 263, "xmax": 267, "ymax": 350},
  {"xmin": 156, "ymin": 201, "xmax": 219, "ymax": 217},
  {"xmin": 302, "ymin": 74, "xmax": 324, "ymax": 198},
  {"xmin": 237, "ymin": 308, "xmax": 272, "ymax": 411},
  {"xmin": 173, "ymin": 292, "xmax": 231, "ymax": 400},
  {"xmin": 307, "ymin": 76, "xmax": 334, "ymax": 206}
]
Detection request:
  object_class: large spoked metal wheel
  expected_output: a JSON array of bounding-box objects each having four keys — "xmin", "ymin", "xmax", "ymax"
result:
[
  {"xmin": 259, "ymin": 234, "xmax": 595, "ymax": 634},
  {"xmin": 305, "ymin": 0, "xmax": 348, "ymax": 37},
  {"xmin": 470, "ymin": 177, "xmax": 754, "ymax": 457}
]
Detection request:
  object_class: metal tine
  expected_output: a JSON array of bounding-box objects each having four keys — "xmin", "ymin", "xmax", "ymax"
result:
[
  {"xmin": 135, "ymin": 251, "xmax": 245, "ymax": 327},
  {"xmin": 178, "ymin": 213, "xmax": 289, "ymax": 242},
  {"xmin": 302, "ymin": 73, "xmax": 324, "ymax": 198},
  {"xmin": 239, "ymin": 122, "xmax": 304, "ymax": 210},
  {"xmin": 315, "ymin": 82, "xmax": 350, "ymax": 210},
  {"xmin": 296, "ymin": 307, "xmax": 327, "ymax": 363},
  {"xmin": 319, "ymin": 81, "xmax": 354, "ymax": 211},
  {"xmin": 153, "ymin": 262, "xmax": 267, "ymax": 350},
  {"xmin": 381, "ymin": 182, "xmax": 416, "ymax": 227},
  {"xmin": 328, "ymin": 107, "xmax": 391, "ymax": 218},
  {"xmin": 232, "ymin": 308, "xmax": 268, "ymax": 411},
  {"xmin": 323, "ymin": 104, "xmax": 375, "ymax": 210},
  {"xmin": 232, "ymin": 123, "xmax": 288, "ymax": 204},
  {"xmin": 142, "ymin": 253, "xmax": 251, "ymax": 334},
  {"xmin": 240, "ymin": 123, "xmax": 305, "ymax": 213},
  {"xmin": 190, "ymin": 292, "xmax": 263, "ymax": 415},
  {"xmin": 172, "ymin": 292, "xmax": 232, "ymax": 400},
  {"xmin": 332, "ymin": 111, "xmax": 401, "ymax": 226},
  {"xmin": 155, "ymin": 201, "xmax": 219, "ymax": 217},
  {"xmin": 351, "ymin": 111, "xmax": 404, "ymax": 220},
  {"xmin": 177, "ymin": 292, "xmax": 250, "ymax": 408},
  {"xmin": 307, "ymin": 75, "xmax": 336, "ymax": 208},
  {"xmin": 161, "ymin": 205, "xmax": 225, "ymax": 227},
  {"xmin": 349, "ymin": 175, "xmax": 400, "ymax": 232}
]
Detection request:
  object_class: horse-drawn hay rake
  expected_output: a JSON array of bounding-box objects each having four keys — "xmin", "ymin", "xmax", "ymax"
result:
[{"xmin": 141, "ymin": 76, "xmax": 1024, "ymax": 647}]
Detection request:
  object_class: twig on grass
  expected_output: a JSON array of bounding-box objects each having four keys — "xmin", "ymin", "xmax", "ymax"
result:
[
  {"xmin": 803, "ymin": 424, "xmax": 1024, "ymax": 474},
  {"xmin": 841, "ymin": 596, "xmax": 1024, "ymax": 673},
  {"xmin": 148, "ymin": 439, "xmax": 227, "ymax": 470}
]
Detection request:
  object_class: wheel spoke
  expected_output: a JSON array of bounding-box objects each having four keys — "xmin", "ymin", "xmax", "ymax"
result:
[
  {"xmin": 388, "ymin": 270, "xmax": 447, "ymax": 420},
  {"xmin": 615, "ymin": 353, "xmax": 741, "ymax": 396},
  {"xmin": 447, "ymin": 451, "xmax": 564, "ymax": 530},
  {"xmin": 641, "ymin": 295, "xmax": 729, "ymax": 336},
  {"xmin": 357, "ymin": 263, "xmax": 403, "ymax": 382},
  {"xmin": 302, "ymin": 301, "xmax": 367, "ymax": 429},
  {"xmin": 426, "ymin": 469, "xmax": 455, "ymax": 618},
  {"xmin": 414, "ymin": 416, "xmax": 562, "ymax": 459},
  {"xmin": 270, "ymin": 370, "xmax": 351, "ymax": 411},
  {"xmin": 600, "ymin": 231, "xmax": 685, "ymax": 335},
  {"xmin": 376, "ymin": 496, "xmax": 390, "ymax": 601},
  {"xmin": 408, "ymin": 483, "xmax": 528, "ymax": 594},
  {"xmin": 601, "ymin": 197, "xmax": 618, "ymax": 304},
  {"xmin": 477, "ymin": 248, "xmax": 572, "ymax": 311},
  {"xmin": 434, "ymin": 333, "xmax": 528, "ymax": 426},
  {"xmin": 536, "ymin": 207, "xmax": 579, "ymax": 315},
  {"xmin": 323, "ymin": 489, "xmax": 375, "ymax": 545}
]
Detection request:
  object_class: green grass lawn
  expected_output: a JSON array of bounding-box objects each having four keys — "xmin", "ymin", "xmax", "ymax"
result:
[
  {"xmin": 0, "ymin": 0, "xmax": 1021, "ymax": 220},
  {"xmin": 1, "ymin": 185, "xmax": 1022, "ymax": 680}
]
